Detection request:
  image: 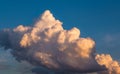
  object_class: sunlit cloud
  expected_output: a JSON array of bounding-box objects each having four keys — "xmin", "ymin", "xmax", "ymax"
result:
[{"xmin": 0, "ymin": 10, "xmax": 120, "ymax": 74}]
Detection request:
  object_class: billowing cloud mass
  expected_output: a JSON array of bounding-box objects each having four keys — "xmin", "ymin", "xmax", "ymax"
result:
[
  {"xmin": 0, "ymin": 10, "xmax": 120, "ymax": 74},
  {"xmin": 96, "ymin": 54, "xmax": 120, "ymax": 74}
]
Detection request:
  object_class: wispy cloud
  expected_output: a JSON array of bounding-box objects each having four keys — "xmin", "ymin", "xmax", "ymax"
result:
[{"xmin": 103, "ymin": 34, "xmax": 120, "ymax": 47}]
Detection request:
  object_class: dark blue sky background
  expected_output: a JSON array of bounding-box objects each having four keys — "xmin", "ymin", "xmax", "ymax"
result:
[{"xmin": 0, "ymin": 0, "xmax": 120, "ymax": 73}]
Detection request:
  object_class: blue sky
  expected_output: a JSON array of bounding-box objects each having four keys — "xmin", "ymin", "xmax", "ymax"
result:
[{"xmin": 0, "ymin": 0, "xmax": 120, "ymax": 73}]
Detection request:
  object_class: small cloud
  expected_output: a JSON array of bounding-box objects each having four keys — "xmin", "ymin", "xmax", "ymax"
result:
[{"xmin": 102, "ymin": 34, "xmax": 120, "ymax": 48}]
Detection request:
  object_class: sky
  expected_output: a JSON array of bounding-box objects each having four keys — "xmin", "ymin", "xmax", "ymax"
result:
[{"xmin": 0, "ymin": 0, "xmax": 120, "ymax": 74}]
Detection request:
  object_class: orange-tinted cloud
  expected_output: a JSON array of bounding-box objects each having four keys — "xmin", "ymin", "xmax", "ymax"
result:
[{"xmin": 0, "ymin": 10, "xmax": 119, "ymax": 74}]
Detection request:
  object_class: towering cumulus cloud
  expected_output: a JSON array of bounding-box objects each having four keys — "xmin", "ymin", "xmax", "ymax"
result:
[{"xmin": 0, "ymin": 10, "xmax": 120, "ymax": 74}]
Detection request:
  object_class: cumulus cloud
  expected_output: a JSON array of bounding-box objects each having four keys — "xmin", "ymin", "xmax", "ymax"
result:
[
  {"xmin": 0, "ymin": 10, "xmax": 120, "ymax": 74},
  {"xmin": 96, "ymin": 54, "xmax": 120, "ymax": 74}
]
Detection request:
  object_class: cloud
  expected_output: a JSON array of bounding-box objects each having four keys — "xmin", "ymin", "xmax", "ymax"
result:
[
  {"xmin": 0, "ymin": 48, "xmax": 34, "ymax": 74},
  {"xmin": 96, "ymin": 54, "xmax": 120, "ymax": 74},
  {"xmin": 0, "ymin": 49, "xmax": 12, "ymax": 70},
  {"xmin": 102, "ymin": 34, "xmax": 120, "ymax": 48},
  {"xmin": 0, "ymin": 10, "xmax": 120, "ymax": 74}
]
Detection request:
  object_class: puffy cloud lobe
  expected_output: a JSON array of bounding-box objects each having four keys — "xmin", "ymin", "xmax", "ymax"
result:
[
  {"xmin": 0, "ymin": 10, "xmax": 120, "ymax": 73},
  {"xmin": 96, "ymin": 54, "xmax": 120, "ymax": 74}
]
